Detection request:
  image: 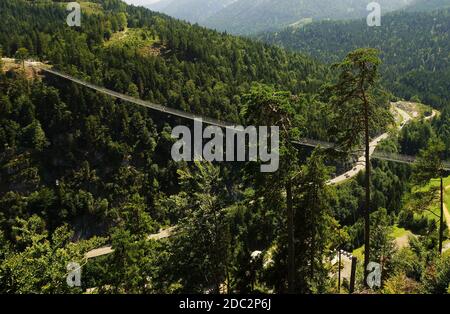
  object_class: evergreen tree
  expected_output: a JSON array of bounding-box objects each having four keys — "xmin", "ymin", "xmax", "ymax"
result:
[
  {"xmin": 242, "ymin": 83, "xmax": 302, "ymax": 293},
  {"xmin": 412, "ymin": 137, "xmax": 446, "ymax": 254},
  {"xmin": 168, "ymin": 162, "xmax": 231, "ymax": 293},
  {"xmin": 327, "ymin": 48, "xmax": 392, "ymax": 285},
  {"xmin": 293, "ymin": 150, "xmax": 335, "ymax": 293},
  {"xmin": 14, "ymin": 48, "xmax": 28, "ymax": 70}
]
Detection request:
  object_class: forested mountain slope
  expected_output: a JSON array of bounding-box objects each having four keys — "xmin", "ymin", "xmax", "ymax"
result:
[
  {"xmin": 404, "ymin": 0, "xmax": 450, "ymax": 12},
  {"xmin": 0, "ymin": 0, "xmax": 326, "ymax": 122},
  {"xmin": 146, "ymin": 0, "xmax": 450, "ymax": 35},
  {"xmin": 203, "ymin": 0, "xmax": 414, "ymax": 35},
  {"xmin": 146, "ymin": 0, "xmax": 236, "ymax": 23},
  {"xmin": 261, "ymin": 8, "xmax": 450, "ymax": 109},
  {"xmin": 0, "ymin": 0, "xmax": 329, "ymax": 234},
  {"xmin": 0, "ymin": 0, "xmax": 331, "ymax": 293},
  {"xmin": 2, "ymin": 0, "xmax": 450, "ymax": 295}
]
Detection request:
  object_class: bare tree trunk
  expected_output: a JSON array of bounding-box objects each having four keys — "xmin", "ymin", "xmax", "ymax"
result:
[
  {"xmin": 310, "ymin": 232, "xmax": 315, "ymax": 282},
  {"xmin": 363, "ymin": 102, "xmax": 371, "ymax": 287},
  {"xmin": 286, "ymin": 181, "xmax": 295, "ymax": 293},
  {"xmin": 310, "ymin": 192, "xmax": 317, "ymax": 282},
  {"xmin": 439, "ymin": 176, "xmax": 444, "ymax": 254},
  {"xmin": 338, "ymin": 250, "xmax": 341, "ymax": 293}
]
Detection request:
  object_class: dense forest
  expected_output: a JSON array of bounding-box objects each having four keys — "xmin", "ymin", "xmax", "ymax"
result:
[
  {"xmin": 260, "ymin": 8, "xmax": 450, "ymax": 110},
  {"xmin": 146, "ymin": 0, "xmax": 236, "ymax": 25},
  {"xmin": 202, "ymin": 0, "xmax": 413, "ymax": 35},
  {"xmin": 1, "ymin": 0, "xmax": 450, "ymax": 294},
  {"xmin": 148, "ymin": 0, "xmax": 450, "ymax": 35},
  {"xmin": 0, "ymin": 0, "xmax": 327, "ymax": 123}
]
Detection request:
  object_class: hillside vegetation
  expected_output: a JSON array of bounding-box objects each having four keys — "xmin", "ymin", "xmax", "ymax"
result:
[
  {"xmin": 1, "ymin": 0, "xmax": 450, "ymax": 295},
  {"xmin": 261, "ymin": 8, "xmax": 450, "ymax": 109}
]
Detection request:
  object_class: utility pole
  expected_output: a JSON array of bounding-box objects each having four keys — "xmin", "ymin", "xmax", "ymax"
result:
[
  {"xmin": 337, "ymin": 250, "xmax": 342, "ymax": 293},
  {"xmin": 439, "ymin": 176, "xmax": 444, "ymax": 254},
  {"xmin": 349, "ymin": 257, "xmax": 357, "ymax": 294},
  {"xmin": 336, "ymin": 228, "xmax": 343, "ymax": 293},
  {"xmin": 286, "ymin": 180, "xmax": 295, "ymax": 293}
]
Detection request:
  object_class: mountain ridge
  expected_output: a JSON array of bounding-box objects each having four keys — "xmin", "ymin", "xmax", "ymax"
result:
[
  {"xmin": 260, "ymin": 7, "xmax": 450, "ymax": 109},
  {"xmin": 147, "ymin": 0, "xmax": 424, "ymax": 34}
]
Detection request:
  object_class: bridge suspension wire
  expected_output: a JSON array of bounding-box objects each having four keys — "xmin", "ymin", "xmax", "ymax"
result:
[
  {"xmin": 39, "ymin": 67, "xmax": 450, "ymax": 170},
  {"xmin": 372, "ymin": 151, "xmax": 450, "ymax": 170},
  {"xmin": 41, "ymin": 67, "xmax": 240, "ymax": 130}
]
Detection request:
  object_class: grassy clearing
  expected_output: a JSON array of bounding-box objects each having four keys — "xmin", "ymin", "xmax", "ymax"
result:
[
  {"xmin": 351, "ymin": 225, "xmax": 409, "ymax": 260},
  {"xmin": 104, "ymin": 28, "xmax": 161, "ymax": 57},
  {"xmin": 79, "ymin": 2, "xmax": 104, "ymax": 15},
  {"xmin": 54, "ymin": 1, "xmax": 103, "ymax": 15},
  {"xmin": 394, "ymin": 101, "xmax": 435, "ymax": 120},
  {"xmin": 392, "ymin": 225, "xmax": 409, "ymax": 238},
  {"xmin": 352, "ymin": 246, "xmax": 364, "ymax": 261},
  {"xmin": 413, "ymin": 102, "xmax": 435, "ymax": 118},
  {"xmin": 412, "ymin": 176, "xmax": 450, "ymax": 221}
]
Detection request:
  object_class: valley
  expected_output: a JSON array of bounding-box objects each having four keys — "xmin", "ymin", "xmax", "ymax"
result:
[{"xmin": 0, "ymin": 0, "xmax": 449, "ymax": 297}]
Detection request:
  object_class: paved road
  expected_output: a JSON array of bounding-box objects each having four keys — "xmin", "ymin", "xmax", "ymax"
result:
[
  {"xmin": 327, "ymin": 105, "xmax": 413, "ymax": 186},
  {"xmin": 425, "ymin": 110, "xmax": 438, "ymax": 121},
  {"xmin": 327, "ymin": 133, "xmax": 389, "ymax": 186},
  {"xmin": 440, "ymin": 185, "xmax": 450, "ymax": 253},
  {"xmin": 395, "ymin": 232, "xmax": 416, "ymax": 249},
  {"xmin": 396, "ymin": 106, "xmax": 413, "ymax": 128},
  {"xmin": 84, "ymin": 226, "xmax": 176, "ymax": 259},
  {"xmin": 443, "ymin": 203, "xmax": 450, "ymax": 233},
  {"xmin": 148, "ymin": 226, "xmax": 176, "ymax": 240}
]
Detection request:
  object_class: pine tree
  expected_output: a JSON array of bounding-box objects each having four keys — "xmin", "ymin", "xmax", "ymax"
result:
[
  {"xmin": 242, "ymin": 83, "xmax": 302, "ymax": 293},
  {"xmin": 169, "ymin": 162, "xmax": 231, "ymax": 293},
  {"xmin": 412, "ymin": 137, "xmax": 446, "ymax": 254},
  {"xmin": 15, "ymin": 47, "xmax": 29, "ymax": 70},
  {"xmin": 327, "ymin": 48, "xmax": 392, "ymax": 285},
  {"xmin": 294, "ymin": 150, "xmax": 335, "ymax": 293}
]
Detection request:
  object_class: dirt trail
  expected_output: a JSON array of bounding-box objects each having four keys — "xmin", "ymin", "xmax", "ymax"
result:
[
  {"xmin": 85, "ymin": 246, "xmax": 114, "ymax": 259},
  {"xmin": 444, "ymin": 203, "xmax": 450, "ymax": 232},
  {"xmin": 395, "ymin": 233, "xmax": 414, "ymax": 249},
  {"xmin": 2, "ymin": 58, "xmax": 44, "ymax": 80},
  {"xmin": 443, "ymin": 185, "xmax": 450, "ymax": 232}
]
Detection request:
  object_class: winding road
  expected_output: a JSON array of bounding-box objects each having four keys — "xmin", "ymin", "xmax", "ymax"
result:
[
  {"xmin": 6, "ymin": 59, "xmax": 438, "ymax": 259},
  {"xmin": 327, "ymin": 104, "xmax": 414, "ymax": 186},
  {"xmin": 85, "ymin": 226, "xmax": 176, "ymax": 259}
]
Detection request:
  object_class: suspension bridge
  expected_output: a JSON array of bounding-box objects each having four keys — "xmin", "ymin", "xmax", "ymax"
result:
[
  {"xmin": 14, "ymin": 61, "xmax": 446, "ymax": 262},
  {"xmin": 35, "ymin": 66, "xmax": 450, "ymax": 171}
]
